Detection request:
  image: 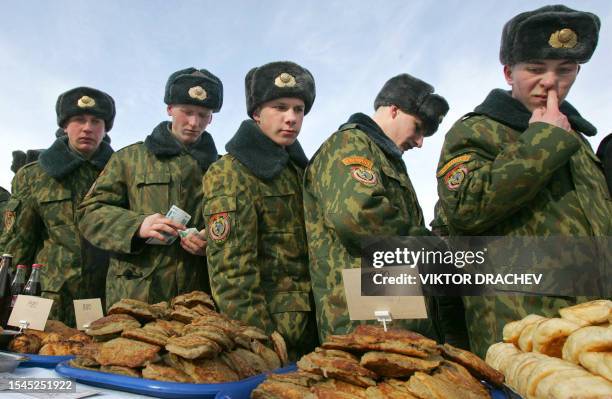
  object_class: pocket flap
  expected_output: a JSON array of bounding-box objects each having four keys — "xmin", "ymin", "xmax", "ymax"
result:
[
  {"xmin": 39, "ymin": 189, "xmax": 71, "ymax": 203},
  {"xmin": 267, "ymin": 291, "xmax": 312, "ymax": 313},
  {"xmin": 135, "ymin": 172, "xmax": 171, "ymax": 185},
  {"xmin": 204, "ymin": 195, "xmax": 236, "ymax": 215}
]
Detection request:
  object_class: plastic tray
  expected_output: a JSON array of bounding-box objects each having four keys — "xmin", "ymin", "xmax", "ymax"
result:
[
  {"xmin": 55, "ymin": 360, "xmax": 296, "ymax": 399},
  {"xmin": 18, "ymin": 353, "xmax": 74, "ymax": 368}
]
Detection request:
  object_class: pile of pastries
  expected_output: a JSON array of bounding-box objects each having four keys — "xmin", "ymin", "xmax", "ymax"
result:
[
  {"xmin": 486, "ymin": 299, "xmax": 612, "ymax": 398},
  {"xmin": 253, "ymin": 324, "xmax": 504, "ymax": 399},
  {"xmin": 7, "ymin": 319, "xmax": 93, "ymax": 355},
  {"xmin": 68, "ymin": 291, "xmax": 287, "ymax": 383}
]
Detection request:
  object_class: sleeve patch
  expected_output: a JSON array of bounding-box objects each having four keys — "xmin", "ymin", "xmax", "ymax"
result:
[
  {"xmin": 444, "ymin": 164, "xmax": 468, "ymax": 191},
  {"xmin": 3, "ymin": 210, "xmax": 15, "ymax": 231},
  {"xmin": 342, "ymin": 156, "xmax": 374, "ymax": 170},
  {"xmin": 208, "ymin": 212, "xmax": 231, "ymax": 243},
  {"xmin": 437, "ymin": 154, "xmax": 471, "ymax": 177},
  {"xmin": 350, "ymin": 166, "xmax": 378, "ymax": 186}
]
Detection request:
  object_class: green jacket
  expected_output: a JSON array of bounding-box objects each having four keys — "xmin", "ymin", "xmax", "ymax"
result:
[
  {"xmin": 203, "ymin": 120, "xmax": 317, "ymax": 360},
  {"xmin": 78, "ymin": 122, "xmax": 217, "ymax": 307},
  {"xmin": 0, "ymin": 135, "xmax": 113, "ymax": 326},
  {"xmin": 303, "ymin": 113, "xmax": 437, "ymax": 342},
  {"xmin": 436, "ymin": 89, "xmax": 612, "ymax": 357}
]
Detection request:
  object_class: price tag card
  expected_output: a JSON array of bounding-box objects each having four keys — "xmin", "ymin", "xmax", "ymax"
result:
[
  {"xmin": 341, "ymin": 268, "xmax": 428, "ymax": 321},
  {"xmin": 8, "ymin": 295, "xmax": 54, "ymax": 331},
  {"xmin": 73, "ymin": 298, "xmax": 104, "ymax": 330}
]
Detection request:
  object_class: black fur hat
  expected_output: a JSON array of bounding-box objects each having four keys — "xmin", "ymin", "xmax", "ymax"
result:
[
  {"xmin": 11, "ymin": 149, "xmax": 43, "ymax": 173},
  {"xmin": 164, "ymin": 68, "xmax": 223, "ymax": 112},
  {"xmin": 245, "ymin": 61, "xmax": 316, "ymax": 117},
  {"xmin": 56, "ymin": 87, "xmax": 116, "ymax": 131},
  {"xmin": 500, "ymin": 5, "xmax": 600, "ymax": 65},
  {"xmin": 374, "ymin": 73, "xmax": 449, "ymax": 137}
]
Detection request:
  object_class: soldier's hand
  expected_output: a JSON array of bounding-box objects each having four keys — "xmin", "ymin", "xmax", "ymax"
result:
[
  {"xmin": 180, "ymin": 229, "xmax": 207, "ymax": 256},
  {"xmin": 529, "ymin": 89, "xmax": 571, "ymax": 131},
  {"xmin": 138, "ymin": 213, "xmax": 186, "ymax": 242}
]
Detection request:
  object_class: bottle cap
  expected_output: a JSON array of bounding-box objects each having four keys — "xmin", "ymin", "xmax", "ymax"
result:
[
  {"xmin": 16, "ymin": 264, "xmax": 26, "ymax": 269},
  {"xmin": 31, "ymin": 264, "xmax": 43, "ymax": 269}
]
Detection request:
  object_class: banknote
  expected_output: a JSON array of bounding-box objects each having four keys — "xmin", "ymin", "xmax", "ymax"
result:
[
  {"xmin": 146, "ymin": 205, "xmax": 191, "ymax": 245},
  {"xmin": 179, "ymin": 228, "xmax": 199, "ymax": 238}
]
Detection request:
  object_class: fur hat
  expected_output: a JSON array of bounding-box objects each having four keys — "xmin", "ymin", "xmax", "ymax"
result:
[
  {"xmin": 374, "ymin": 73, "xmax": 449, "ymax": 137},
  {"xmin": 500, "ymin": 5, "xmax": 600, "ymax": 65},
  {"xmin": 164, "ymin": 68, "xmax": 223, "ymax": 112},
  {"xmin": 245, "ymin": 61, "xmax": 315, "ymax": 117},
  {"xmin": 11, "ymin": 149, "xmax": 43, "ymax": 173},
  {"xmin": 56, "ymin": 87, "xmax": 116, "ymax": 131}
]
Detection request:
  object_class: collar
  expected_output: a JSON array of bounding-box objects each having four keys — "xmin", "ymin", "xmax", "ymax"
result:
[
  {"xmin": 144, "ymin": 121, "xmax": 219, "ymax": 171},
  {"xmin": 225, "ymin": 119, "xmax": 308, "ymax": 181},
  {"xmin": 39, "ymin": 134, "xmax": 114, "ymax": 179},
  {"xmin": 342, "ymin": 113, "xmax": 403, "ymax": 159},
  {"xmin": 474, "ymin": 89, "xmax": 597, "ymax": 136}
]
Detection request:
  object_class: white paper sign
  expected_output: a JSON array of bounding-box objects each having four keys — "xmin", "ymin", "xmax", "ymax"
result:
[
  {"xmin": 74, "ymin": 298, "xmax": 104, "ymax": 330},
  {"xmin": 8, "ymin": 295, "xmax": 54, "ymax": 331}
]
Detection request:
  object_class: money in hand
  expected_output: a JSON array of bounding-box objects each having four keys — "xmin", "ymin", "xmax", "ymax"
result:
[{"xmin": 146, "ymin": 205, "xmax": 192, "ymax": 245}]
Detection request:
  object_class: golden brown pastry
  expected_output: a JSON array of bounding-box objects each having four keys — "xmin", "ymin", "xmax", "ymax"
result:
[
  {"xmin": 562, "ymin": 325, "xmax": 612, "ymax": 364},
  {"xmin": 8, "ymin": 333, "xmax": 42, "ymax": 354},
  {"xmin": 311, "ymin": 378, "xmax": 368, "ymax": 398},
  {"xmin": 579, "ymin": 352, "xmax": 612, "ymax": 382},
  {"xmin": 121, "ymin": 327, "xmax": 169, "ymax": 346},
  {"xmin": 141, "ymin": 363, "xmax": 193, "ymax": 383},
  {"xmin": 165, "ymin": 334, "xmax": 222, "ymax": 359},
  {"xmin": 440, "ymin": 343, "xmax": 505, "ymax": 386},
  {"xmin": 100, "ymin": 365, "xmax": 142, "ymax": 378},
  {"xmin": 360, "ymin": 351, "xmax": 440, "ymax": 377},
  {"xmin": 170, "ymin": 290, "xmax": 216, "ymax": 310},
  {"xmin": 531, "ymin": 317, "xmax": 581, "ymax": 358},
  {"xmin": 39, "ymin": 341, "xmax": 82, "ymax": 356},
  {"xmin": 559, "ymin": 299, "xmax": 612, "ymax": 327},
  {"xmin": 86, "ymin": 314, "xmax": 141, "ymax": 336},
  {"xmin": 95, "ymin": 337, "xmax": 160, "ymax": 368},
  {"xmin": 502, "ymin": 314, "xmax": 547, "ymax": 345},
  {"xmin": 107, "ymin": 298, "xmax": 157, "ymax": 321},
  {"xmin": 297, "ymin": 351, "xmax": 378, "ymax": 388}
]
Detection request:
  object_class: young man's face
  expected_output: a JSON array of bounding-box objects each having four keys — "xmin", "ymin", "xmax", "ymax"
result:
[
  {"xmin": 387, "ymin": 106, "xmax": 425, "ymax": 153},
  {"xmin": 167, "ymin": 104, "xmax": 213, "ymax": 145},
  {"xmin": 504, "ymin": 59, "xmax": 579, "ymax": 112},
  {"xmin": 64, "ymin": 114, "xmax": 106, "ymax": 157},
  {"xmin": 253, "ymin": 97, "xmax": 305, "ymax": 147}
]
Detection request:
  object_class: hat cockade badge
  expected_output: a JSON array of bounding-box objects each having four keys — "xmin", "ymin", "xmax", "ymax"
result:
[
  {"xmin": 274, "ymin": 72, "xmax": 296, "ymax": 88},
  {"xmin": 188, "ymin": 86, "xmax": 207, "ymax": 101},
  {"xmin": 77, "ymin": 96, "xmax": 96, "ymax": 108},
  {"xmin": 549, "ymin": 28, "xmax": 578, "ymax": 49}
]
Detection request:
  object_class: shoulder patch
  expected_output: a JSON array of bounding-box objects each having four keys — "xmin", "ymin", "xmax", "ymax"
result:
[
  {"xmin": 209, "ymin": 212, "xmax": 230, "ymax": 243},
  {"xmin": 437, "ymin": 154, "xmax": 471, "ymax": 177},
  {"xmin": 342, "ymin": 156, "xmax": 373, "ymax": 169},
  {"xmin": 3, "ymin": 209, "xmax": 15, "ymax": 231},
  {"xmin": 350, "ymin": 166, "xmax": 377, "ymax": 186},
  {"xmin": 444, "ymin": 164, "xmax": 468, "ymax": 191}
]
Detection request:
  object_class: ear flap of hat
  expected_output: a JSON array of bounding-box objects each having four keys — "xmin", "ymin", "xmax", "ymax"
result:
[{"xmin": 419, "ymin": 94, "xmax": 449, "ymax": 137}]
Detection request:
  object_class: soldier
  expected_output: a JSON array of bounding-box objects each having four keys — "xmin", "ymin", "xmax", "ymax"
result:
[
  {"xmin": 303, "ymin": 73, "xmax": 449, "ymax": 341},
  {"xmin": 0, "ymin": 187, "xmax": 9, "ymax": 237},
  {"xmin": 0, "ymin": 87, "xmax": 115, "ymax": 325},
  {"xmin": 78, "ymin": 68, "xmax": 222, "ymax": 307},
  {"xmin": 436, "ymin": 5, "xmax": 610, "ymax": 357},
  {"xmin": 203, "ymin": 61, "xmax": 317, "ymax": 360}
]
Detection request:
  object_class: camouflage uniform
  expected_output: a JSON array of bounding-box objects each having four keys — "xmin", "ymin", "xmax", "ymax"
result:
[
  {"xmin": 304, "ymin": 113, "xmax": 438, "ymax": 342},
  {"xmin": 436, "ymin": 89, "xmax": 612, "ymax": 357},
  {"xmin": 78, "ymin": 122, "xmax": 217, "ymax": 307},
  {"xmin": 1, "ymin": 135, "xmax": 113, "ymax": 325},
  {"xmin": 204, "ymin": 120, "xmax": 317, "ymax": 360}
]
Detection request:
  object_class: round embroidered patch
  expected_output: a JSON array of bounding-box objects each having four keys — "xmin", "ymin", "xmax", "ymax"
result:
[
  {"xmin": 209, "ymin": 212, "xmax": 230, "ymax": 243},
  {"xmin": 3, "ymin": 210, "xmax": 15, "ymax": 232},
  {"xmin": 445, "ymin": 164, "xmax": 468, "ymax": 190},
  {"xmin": 351, "ymin": 166, "xmax": 377, "ymax": 186}
]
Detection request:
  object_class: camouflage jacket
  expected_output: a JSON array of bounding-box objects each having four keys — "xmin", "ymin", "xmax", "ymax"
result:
[
  {"xmin": 303, "ymin": 113, "xmax": 436, "ymax": 342},
  {"xmin": 0, "ymin": 136, "xmax": 113, "ymax": 325},
  {"xmin": 78, "ymin": 122, "xmax": 217, "ymax": 307},
  {"xmin": 436, "ymin": 89, "xmax": 612, "ymax": 357},
  {"xmin": 204, "ymin": 120, "xmax": 317, "ymax": 360}
]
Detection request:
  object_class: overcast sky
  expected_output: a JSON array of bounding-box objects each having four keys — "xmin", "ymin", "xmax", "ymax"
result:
[{"xmin": 1, "ymin": 1, "xmax": 610, "ymax": 224}]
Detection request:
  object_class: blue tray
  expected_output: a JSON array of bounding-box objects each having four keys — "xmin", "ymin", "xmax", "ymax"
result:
[
  {"xmin": 55, "ymin": 360, "xmax": 296, "ymax": 399},
  {"xmin": 17, "ymin": 353, "xmax": 74, "ymax": 368}
]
